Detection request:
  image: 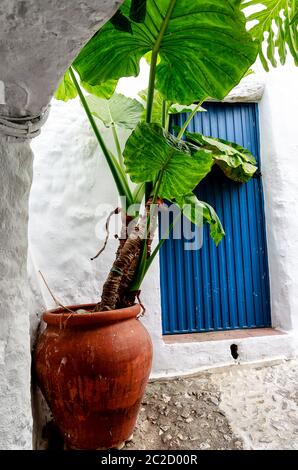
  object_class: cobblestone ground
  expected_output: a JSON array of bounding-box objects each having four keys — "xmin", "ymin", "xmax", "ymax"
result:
[
  {"xmin": 211, "ymin": 360, "xmax": 298, "ymax": 450},
  {"xmin": 125, "ymin": 360, "xmax": 298, "ymax": 450}
]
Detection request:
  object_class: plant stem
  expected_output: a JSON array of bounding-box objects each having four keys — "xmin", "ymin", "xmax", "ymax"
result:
[
  {"xmin": 165, "ymin": 112, "xmax": 170, "ymax": 132},
  {"xmin": 134, "ymin": 213, "xmax": 181, "ymax": 290},
  {"xmin": 133, "ymin": 0, "xmax": 177, "ymax": 293},
  {"xmin": 146, "ymin": 0, "xmax": 177, "ymax": 124},
  {"xmin": 162, "ymin": 99, "xmax": 167, "ymax": 128},
  {"xmin": 177, "ymin": 101, "xmax": 204, "ymax": 139},
  {"xmin": 132, "ymin": 183, "xmax": 145, "ymax": 204},
  {"xmin": 69, "ymin": 67, "xmax": 133, "ymax": 206},
  {"xmin": 111, "ymin": 124, "xmax": 125, "ymax": 171},
  {"xmin": 109, "ymin": 152, "xmax": 134, "ymax": 205},
  {"xmin": 152, "ymin": 173, "xmax": 162, "ymax": 205},
  {"xmin": 146, "ymin": 54, "xmax": 158, "ymax": 125},
  {"xmin": 145, "ymin": 0, "xmax": 177, "ymax": 196}
]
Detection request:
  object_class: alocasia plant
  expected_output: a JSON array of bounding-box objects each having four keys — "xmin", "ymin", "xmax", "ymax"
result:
[{"xmin": 54, "ymin": 0, "xmax": 295, "ymax": 310}]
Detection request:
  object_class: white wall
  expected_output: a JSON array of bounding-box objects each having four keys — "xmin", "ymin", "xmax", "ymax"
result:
[
  {"xmin": 0, "ymin": 138, "xmax": 33, "ymax": 449},
  {"xmin": 257, "ymin": 62, "xmax": 298, "ymax": 334},
  {"xmin": 29, "ymin": 62, "xmax": 298, "ymax": 377}
]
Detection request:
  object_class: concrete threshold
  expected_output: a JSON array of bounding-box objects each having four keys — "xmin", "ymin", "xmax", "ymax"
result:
[
  {"xmin": 149, "ymin": 357, "xmax": 292, "ymax": 382},
  {"xmin": 163, "ymin": 328, "xmax": 285, "ymax": 344}
]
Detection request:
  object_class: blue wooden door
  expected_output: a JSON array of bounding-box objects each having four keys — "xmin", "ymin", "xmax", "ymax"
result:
[{"xmin": 159, "ymin": 103, "xmax": 271, "ymax": 334}]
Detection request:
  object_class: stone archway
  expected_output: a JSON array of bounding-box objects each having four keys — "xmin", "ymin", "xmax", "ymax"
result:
[{"xmin": 0, "ymin": 0, "xmax": 123, "ymax": 449}]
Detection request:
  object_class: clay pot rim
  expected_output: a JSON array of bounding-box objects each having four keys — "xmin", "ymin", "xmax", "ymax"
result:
[{"xmin": 43, "ymin": 303, "xmax": 141, "ymax": 327}]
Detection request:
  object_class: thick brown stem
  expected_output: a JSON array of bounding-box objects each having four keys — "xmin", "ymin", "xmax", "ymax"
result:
[
  {"xmin": 146, "ymin": 200, "xmax": 159, "ymax": 257},
  {"xmin": 117, "ymin": 212, "xmax": 135, "ymax": 253},
  {"xmin": 117, "ymin": 248, "xmax": 142, "ymax": 307},
  {"xmin": 96, "ymin": 227, "xmax": 144, "ymax": 311},
  {"xmin": 96, "ymin": 201, "xmax": 156, "ymax": 311}
]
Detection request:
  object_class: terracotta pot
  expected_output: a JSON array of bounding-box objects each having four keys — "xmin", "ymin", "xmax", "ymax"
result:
[{"xmin": 34, "ymin": 303, "xmax": 153, "ymax": 450}]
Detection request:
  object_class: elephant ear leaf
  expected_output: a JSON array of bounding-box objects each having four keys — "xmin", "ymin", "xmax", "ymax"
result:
[
  {"xmin": 110, "ymin": 10, "xmax": 133, "ymax": 34},
  {"xmin": 81, "ymin": 80, "xmax": 118, "ymax": 99},
  {"xmin": 110, "ymin": 0, "xmax": 148, "ymax": 34},
  {"xmin": 138, "ymin": 89, "xmax": 165, "ymax": 125},
  {"xmin": 138, "ymin": 88, "xmax": 205, "ymax": 125},
  {"xmin": 123, "ymin": 122, "xmax": 213, "ymax": 200},
  {"xmin": 175, "ymin": 193, "xmax": 225, "ymax": 246},
  {"xmin": 169, "ymin": 104, "xmax": 206, "ymax": 114},
  {"xmin": 130, "ymin": 0, "xmax": 147, "ymax": 22},
  {"xmin": 55, "ymin": 70, "xmax": 77, "ymax": 102},
  {"xmin": 85, "ymin": 93, "xmax": 144, "ymax": 130},
  {"xmin": 73, "ymin": 0, "xmax": 258, "ymax": 105},
  {"xmin": 241, "ymin": 0, "xmax": 298, "ymax": 70},
  {"xmin": 184, "ymin": 131, "xmax": 257, "ymax": 182},
  {"xmin": 55, "ymin": 70, "xmax": 117, "ymax": 102}
]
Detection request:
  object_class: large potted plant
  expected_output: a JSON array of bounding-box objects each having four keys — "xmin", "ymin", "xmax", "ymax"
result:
[{"xmin": 34, "ymin": 0, "xmax": 297, "ymax": 450}]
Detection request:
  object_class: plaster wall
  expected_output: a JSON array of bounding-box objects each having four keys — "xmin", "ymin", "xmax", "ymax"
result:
[
  {"xmin": 29, "ymin": 63, "xmax": 298, "ymax": 378},
  {"xmin": 0, "ymin": 138, "xmax": 33, "ymax": 449},
  {"xmin": 0, "ymin": 0, "xmax": 122, "ymax": 116},
  {"xmin": 256, "ymin": 63, "xmax": 298, "ymax": 334}
]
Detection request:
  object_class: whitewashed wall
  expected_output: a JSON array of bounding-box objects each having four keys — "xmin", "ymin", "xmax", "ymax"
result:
[
  {"xmin": 29, "ymin": 62, "xmax": 298, "ymax": 377},
  {"xmin": 256, "ymin": 62, "xmax": 298, "ymax": 334}
]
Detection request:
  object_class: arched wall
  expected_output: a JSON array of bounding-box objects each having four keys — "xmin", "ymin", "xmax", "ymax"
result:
[{"xmin": 0, "ymin": 0, "xmax": 123, "ymax": 450}]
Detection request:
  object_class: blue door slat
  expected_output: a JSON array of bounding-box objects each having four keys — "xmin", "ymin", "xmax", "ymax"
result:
[
  {"xmin": 249, "ymin": 106, "xmax": 266, "ymax": 326},
  {"xmin": 177, "ymin": 240, "xmax": 184, "ymax": 331},
  {"xmin": 208, "ymin": 110, "xmax": 222, "ymax": 330},
  {"xmin": 232, "ymin": 184, "xmax": 246, "ymax": 327},
  {"xmin": 160, "ymin": 238, "xmax": 168, "ymax": 332},
  {"xmin": 201, "ymin": 231, "xmax": 212, "ymax": 331},
  {"xmin": 244, "ymin": 107, "xmax": 261, "ymax": 326},
  {"xmin": 184, "ymin": 240, "xmax": 196, "ymax": 331},
  {"xmin": 253, "ymin": 107, "xmax": 270, "ymax": 327},
  {"xmin": 234, "ymin": 106, "xmax": 253, "ymax": 327},
  {"xmin": 226, "ymin": 106, "xmax": 246, "ymax": 328},
  {"xmin": 219, "ymin": 107, "xmax": 237, "ymax": 329},
  {"xmin": 193, "ymin": 245, "xmax": 204, "ymax": 331},
  {"xmin": 215, "ymin": 188, "xmax": 229, "ymax": 330},
  {"xmin": 209, "ymin": 220, "xmax": 221, "ymax": 330},
  {"xmin": 162, "ymin": 245, "xmax": 171, "ymax": 333},
  {"xmin": 239, "ymin": 106, "xmax": 256, "ymax": 327},
  {"xmin": 160, "ymin": 103, "xmax": 271, "ymax": 334}
]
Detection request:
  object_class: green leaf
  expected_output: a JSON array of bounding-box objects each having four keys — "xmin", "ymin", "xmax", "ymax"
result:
[
  {"xmin": 143, "ymin": 50, "xmax": 161, "ymax": 65},
  {"xmin": 138, "ymin": 88, "xmax": 205, "ymax": 125},
  {"xmin": 290, "ymin": 8, "xmax": 298, "ymax": 25},
  {"xmin": 244, "ymin": 68, "xmax": 255, "ymax": 77},
  {"xmin": 123, "ymin": 122, "xmax": 213, "ymax": 200},
  {"xmin": 130, "ymin": 0, "xmax": 147, "ymax": 22},
  {"xmin": 267, "ymin": 28, "xmax": 277, "ymax": 67},
  {"xmin": 81, "ymin": 80, "xmax": 118, "ymax": 99},
  {"xmin": 85, "ymin": 93, "xmax": 144, "ymax": 129},
  {"xmin": 55, "ymin": 70, "xmax": 78, "ymax": 102},
  {"xmin": 74, "ymin": 0, "xmax": 258, "ymax": 105},
  {"xmin": 285, "ymin": 12, "xmax": 298, "ymax": 66},
  {"xmin": 169, "ymin": 104, "xmax": 206, "ymax": 114},
  {"xmin": 275, "ymin": 15, "xmax": 287, "ymax": 65},
  {"xmin": 110, "ymin": 10, "xmax": 133, "ymax": 34},
  {"xmin": 176, "ymin": 193, "xmax": 225, "ymax": 245},
  {"xmin": 241, "ymin": 0, "xmax": 298, "ymax": 68},
  {"xmin": 185, "ymin": 130, "xmax": 257, "ymax": 182},
  {"xmin": 138, "ymin": 89, "xmax": 165, "ymax": 125}
]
